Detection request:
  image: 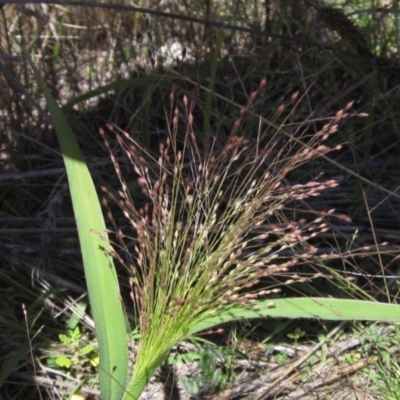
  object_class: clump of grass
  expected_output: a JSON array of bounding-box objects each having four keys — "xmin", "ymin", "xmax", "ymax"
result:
[{"xmin": 99, "ymin": 81, "xmax": 358, "ymax": 397}]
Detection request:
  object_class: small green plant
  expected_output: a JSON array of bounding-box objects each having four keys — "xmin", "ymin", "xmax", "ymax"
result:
[
  {"xmin": 371, "ymin": 356, "xmax": 400, "ymax": 400},
  {"xmin": 344, "ymin": 351, "xmax": 361, "ymax": 365},
  {"xmin": 52, "ymin": 326, "xmax": 99, "ymax": 372},
  {"xmin": 275, "ymin": 349, "xmax": 290, "ymax": 364},
  {"xmin": 358, "ymin": 325, "xmax": 400, "ymax": 400},
  {"xmin": 179, "ymin": 348, "xmax": 225, "ymax": 397},
  {"xmin": 287, "ymin": 327, "xmax": 305, "ymax": 346}
]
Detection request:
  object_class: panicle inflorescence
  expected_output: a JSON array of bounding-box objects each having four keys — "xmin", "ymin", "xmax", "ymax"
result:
[{"xmin": 100, "ymin": 85, "xmax": 359, "ymax": 354}]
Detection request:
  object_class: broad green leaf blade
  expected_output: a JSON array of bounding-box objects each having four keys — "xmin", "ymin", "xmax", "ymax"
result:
[
  {"xmin": 25, "ymin": 53, "xmax": 128, "ymax": 399},
  {"xmin": 125, "ymin": 296, "xmax": 400, "ymax": 399},
  {"xmin": 188, "ymin": 298, "xmax": 400, "ymax": 335}
]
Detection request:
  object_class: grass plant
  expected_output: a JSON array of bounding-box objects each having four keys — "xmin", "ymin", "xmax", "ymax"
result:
[
  {"xmin": 97, "ymin": 84, "xmax": 400, "ymax": 397},
  {"xmin": 2, "ymin": 1, "xmax": 400, "ymax": 399}
]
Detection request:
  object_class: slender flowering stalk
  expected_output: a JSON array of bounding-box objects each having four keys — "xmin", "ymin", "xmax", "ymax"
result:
[{"xmin": 100, "ymin": 84, "xmax": 359, "ymax": 397}]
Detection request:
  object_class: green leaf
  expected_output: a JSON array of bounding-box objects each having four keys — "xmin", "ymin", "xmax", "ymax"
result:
[
  {"xmin": 67, "ymin": 301, "xmax": 87, "ymax": 331},
  {"xmin": 56, "ymin": 356, "xmax": 72, "ymax": 369},
  {"xmin": 287, "ymin": 327, "xmax": 305, "ymax": 340},
  {"xmin": 59, "ymin": 333, "xmax": 72, "ymax": 345},
  {"xmin": 70, "ymin": 327, "xmax": 81, "ymax": 341},
  {"xmin": 188, "ymin": 298, "xmax": 400, "ymax": 336},
  {"xmin": 90, "ymin": 355, "xmax": 100, "ymax": 368},
  {"xmin": 82, "ymin": 345, "xmax": 95, "ymax": 355},
  {"xmin": 24, "ymin": 51, "xmax": 128, "ymax": 399}
]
